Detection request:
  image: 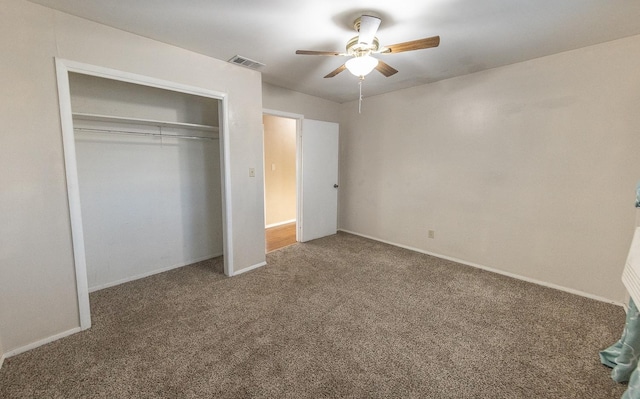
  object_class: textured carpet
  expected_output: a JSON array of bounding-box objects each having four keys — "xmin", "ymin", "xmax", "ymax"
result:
[{"xmin": 0, "ymin": 232, "xmax": 627, "ymax": 398}]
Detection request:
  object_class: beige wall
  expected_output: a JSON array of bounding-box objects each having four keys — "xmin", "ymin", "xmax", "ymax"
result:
[
  {"xmin": 339, "ymin": 34, "xmax": 640, "ymax": 304},
  {"xmin": 263, "ymin": 115, "xmax": 297, "ymax": 226},
  {"xmin": 0, "ymin": 0, "xmax": 265, "ymax": 354},
  {"xmin": 262, "ymin": 82, "xmax": 341, "ymax": 122}
]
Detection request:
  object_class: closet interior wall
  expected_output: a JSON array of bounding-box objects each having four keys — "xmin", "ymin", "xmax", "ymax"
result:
[{"xmin": 69, "ymin": 73, "xmax": 223, "ymax": 291}]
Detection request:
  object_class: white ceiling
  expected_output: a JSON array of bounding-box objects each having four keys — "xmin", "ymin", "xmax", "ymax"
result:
[{"xmin": 29, "ymin": 0, "xmax": 640, "ymax": 103}]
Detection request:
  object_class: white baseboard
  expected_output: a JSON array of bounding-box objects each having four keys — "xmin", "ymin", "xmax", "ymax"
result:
[
  {"xmin": 266, "ymin": 219, "xmax": 296, "ymax": 229},
  {"xmin": 339, "ymin": 229, "xmax": 625, "ymax": 308},
  {"xmin": 4, "ymin": 327, "xmax": 82, "ymax": 359},
  {"xmin": 0, "ymin": 353, "xmax": 5, "ymax": 369},
  {"xmin": 232, "ymin": 261, "xmax": 267, "ymax": 276},
  {"xmin": 89, "ymin": 253, "xmax": 223, "ymax": 293}
]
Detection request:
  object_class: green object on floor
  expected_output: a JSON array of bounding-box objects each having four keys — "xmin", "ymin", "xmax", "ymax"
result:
[
  {"xmin": 623, "ymin": 369, "xmax": 640, "ymax": 399},
  {"xmin": 600, "ymin": 298, "xmax": 640, "ymax": 398}
]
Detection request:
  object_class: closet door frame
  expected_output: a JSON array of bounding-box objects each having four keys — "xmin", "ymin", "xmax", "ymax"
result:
[{"xmin": 54, "ymin": 58, "xmax": 233, "ymax": 330}]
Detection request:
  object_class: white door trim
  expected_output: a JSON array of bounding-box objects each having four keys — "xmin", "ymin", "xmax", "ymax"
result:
[
  {"xmin": 55, "ymin": 58, "xmax": 234, "ymax": 330},
  {"xmin": 262, "ymin": 109, "xmax": 304, "ymax": 242}
]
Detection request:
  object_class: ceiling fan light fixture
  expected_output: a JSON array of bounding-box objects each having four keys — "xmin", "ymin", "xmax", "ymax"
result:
[{"xmin": 345, "ymin": 55, "xmax": 378, "ymax": 77}]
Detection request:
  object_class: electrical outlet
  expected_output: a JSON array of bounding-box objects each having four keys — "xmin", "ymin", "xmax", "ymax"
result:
[
  {"xmin": 249, "ymin": 167, "xmax": 255, "ymax": 177},
  {"xmin": 428, "ymin": 230, "xmax": 435, "ymax": 239}
]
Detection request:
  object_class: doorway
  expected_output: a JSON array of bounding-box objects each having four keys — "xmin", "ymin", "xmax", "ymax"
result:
[
  {"xmin": 263, "ymin": 114, "xmax": 298, "ymax": 252},
  {"xmin": 262, "ymin": 111, "xmax": 340, "ymax": 251}
]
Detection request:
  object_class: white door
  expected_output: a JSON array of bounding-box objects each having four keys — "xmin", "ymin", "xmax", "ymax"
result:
[{"xmin": 299, "ymin": 119, "xmax": 339, "ymax": 242}]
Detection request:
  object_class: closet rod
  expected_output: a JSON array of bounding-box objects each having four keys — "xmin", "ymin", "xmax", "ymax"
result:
[{"xmin": 74, "ymin": 127, "xmax": 218, "ymax": 141}]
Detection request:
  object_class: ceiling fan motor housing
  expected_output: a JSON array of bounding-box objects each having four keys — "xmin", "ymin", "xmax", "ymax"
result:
[{"xmin": 346, "ymin": 36, "xmax": 380, "ymax": 56}]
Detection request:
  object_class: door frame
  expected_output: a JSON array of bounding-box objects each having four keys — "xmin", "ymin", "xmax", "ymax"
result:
[
  {"xmin": 55, "ymin": 58, "xmax": 234, "ymax": 330},
  {"xmin": 262, "ymin": 109, "xmax": 303, "ymax": 242}
]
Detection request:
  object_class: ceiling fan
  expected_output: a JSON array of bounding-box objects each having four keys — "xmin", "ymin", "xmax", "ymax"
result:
[{"xmin": 296, "ymin": 14, "xmax": 440, "ymax": 79}]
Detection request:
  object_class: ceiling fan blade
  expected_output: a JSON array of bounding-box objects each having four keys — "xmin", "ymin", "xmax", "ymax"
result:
[
  {"xmin": 375, "ymin": 60, "xmax": 398, "ymax": 77},
  {"xmin": 296, "ymin": 50, "xmax": 342, "ymax": 56},
  {"xmin": 324, "ymin": 64, "xmax": 347, "ymax": 78},
  {"xmin": 358, "ymin": 15, "xmax": 381, "ymax": 45},
  {"xmin": 382, "ymin": 36, "xmax": 440, "ymax": 53}
]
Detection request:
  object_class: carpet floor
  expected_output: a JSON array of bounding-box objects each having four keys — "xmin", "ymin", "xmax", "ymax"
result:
[{"xmin": 0, "ymin": 232, "xmax": 628, "ymax": 398}]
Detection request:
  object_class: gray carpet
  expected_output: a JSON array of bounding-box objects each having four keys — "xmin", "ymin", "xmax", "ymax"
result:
[{"xmin": 0, "ymin": 232, "xmax": 628, "ymax": 398}]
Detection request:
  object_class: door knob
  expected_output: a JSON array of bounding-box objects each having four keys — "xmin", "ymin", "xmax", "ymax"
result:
[{"xmin": 334, "ymin": 184, "xmax": 339, "ymax": 188}]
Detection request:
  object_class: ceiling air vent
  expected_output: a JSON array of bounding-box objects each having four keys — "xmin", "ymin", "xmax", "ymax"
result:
[{"xmin": 228, "ymin": 55, "xmax": 265, "ymax": 70}]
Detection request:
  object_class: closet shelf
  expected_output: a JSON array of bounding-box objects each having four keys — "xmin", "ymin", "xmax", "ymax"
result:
[{"xmin": 72, "ymin": 113, "xmax": 219, "ymax": 132}]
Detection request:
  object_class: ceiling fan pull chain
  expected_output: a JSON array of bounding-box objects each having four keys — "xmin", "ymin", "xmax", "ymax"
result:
[{"xmin": 358, "ymin": 78, "xmax": 363, "ymax": 114}]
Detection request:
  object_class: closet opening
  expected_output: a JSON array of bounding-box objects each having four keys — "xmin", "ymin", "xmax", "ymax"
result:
[
  {"xmin": 56, "ymin": 59, "xmax": 232, "ymax": 330},
  {"xmin": 70, "ymin": 72, "xmax": 224, "ymax": 292}
]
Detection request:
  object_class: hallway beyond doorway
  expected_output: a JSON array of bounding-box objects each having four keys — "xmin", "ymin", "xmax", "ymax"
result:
[{"xmin": 266, "ymin": 222, "xmax": 297, "ymax": 252}]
